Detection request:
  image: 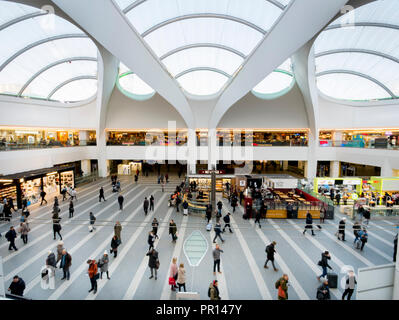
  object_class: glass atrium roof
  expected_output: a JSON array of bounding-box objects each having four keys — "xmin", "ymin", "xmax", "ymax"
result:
[
  {"xmin": 0, "ymin": 2, "xmax": 98, "ymax": 103},
  {"xmin": 115, "ymin": 0, "xmax": 291, "ymax": 96},
  {"xmin": 315, "ymin": 0, "xmax": 399, "ymax": 102},
  {"xmin": 118, "ymin": 63, "xmax": 156, "ymax": 99}
]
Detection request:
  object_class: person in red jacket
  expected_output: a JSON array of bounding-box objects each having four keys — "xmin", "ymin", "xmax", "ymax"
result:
[{"xmin": 87, "ymin": 259, "xmax": 99, "ymax": 294}]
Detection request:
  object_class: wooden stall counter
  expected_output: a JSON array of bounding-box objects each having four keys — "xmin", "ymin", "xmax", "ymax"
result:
[
  {"xmin": 266, "ymin": 210, "xmax": 287, "ymax": 219},
  {"xmin": 297, "ymin": 209, "xmax": 320, "ymax": 219}
]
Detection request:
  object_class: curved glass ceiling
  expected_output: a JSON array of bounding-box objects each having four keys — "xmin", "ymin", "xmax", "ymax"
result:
[
  {"xmin": 116, "ymin": 0, "xmax": 290, "ymax": 96},
  {"xmin": 117, "ymin": 63, "xmax": 155, "ymax": 99},
  {"xmin": 314, "ymin": 0, "xmax": 399, "ymax": 102},
  {"xmin": 252, "ymin": 59, "xmax": 294, "ymax": 98},
  {"xmin": 0, "ymin": 2, "xmax": 98, "ymax": 103}
]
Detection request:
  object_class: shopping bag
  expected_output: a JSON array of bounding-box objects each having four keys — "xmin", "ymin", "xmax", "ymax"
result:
[{"xmin": 168, "ymin": 277, "xmax": 176, "ymax": 285}]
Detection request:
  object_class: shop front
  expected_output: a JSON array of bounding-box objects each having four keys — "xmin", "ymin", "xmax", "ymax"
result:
[
  {"xmin": 188, "ymin": 173, "xmax": 235, "ymax": 193},
  {"xmin": 314, "ymin": 177, "xmax": 362, "ymax": 195}
]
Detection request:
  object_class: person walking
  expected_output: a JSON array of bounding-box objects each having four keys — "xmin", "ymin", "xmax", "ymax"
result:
[
  {"xmin": 8, "ymin": 276, "xmax": 25, "ymax": 297},
  {"xmin": 394, "ymin": 233, "xmax": 398, "ymax": 262},
  {"xmin": 169, "ymin": 219, "xmax": 177, "ymax": 242},
  {"xmin": 169, "ymin": 257, "xmax": 178, "ymax": 291},
  {"xmin": 69, "ymin": 200, "xmax": 74, "ymax": 218},
  {"xmin": 61, "ymin": 186, "xmax": 68, "ymax": 201},
  {"xmin": 165, "ymin": 173, "xmax": 169, "ymax": 183},
  {"xmin": 206, "ymin": 206, "xmax": 212, "ymax": 223},
  {"xmin": 213, "ymin": 221, "xmax": 224, "ymax": 243},
  {"xmin": 217, "ymin": 201, "xmax": 223, "ymax": 216},
  {"xmin": 254, "ymin": 210, "xmax": 262, "ymax": 229},
  {"xmin": 182, "ymin": 200, "xmax": 189, "ymax": 216},
  {"xmin": 60, "ymin": 249, "xmax": 72, "ymax": 280},
  {"xmin": 143, "ymin": 197, "xmax": 149, "ymax": 215},
  {"xmin": 320, "ymin": 206, "xmax": 326, "ymax": 224},
  {"xmin": 53, "ymin": 196, "xmax": 59, "ymax": 209},
  {"xmin": 359, "ymin": 228, "xmax": 368, "ymax": 251},
  {"xmin": 40, "ymin": 189, "xmax": 47, "ymax": 206},
  {"xmin": 18, "ymin": 221, "xmax": 30, "ymax": 244},
  {"xmin": 317, "ymin": 251, "xmax": 332, "ymax": 281},
  {"xmin": 99, "ymin": 187, "xmax": 106, "ymax": 202},
  {"xmin": 148, "ymin": 231, "xmax": 155, "ymax": 251},
  {"xmin": 176, "ymin": 263, "xmax": 186, "ymax": 292},
  {"xmin": 114, "ymin": 221, "xmax": 122, "ymax": 242},
  {"xmin": 152, "ymin": 218, "xmax": 159, "ymax": 239},
  {"xmin": 89, "ymin": 212, "xmax": 96, "ymax": 232},
  {"xmin": 147, "ymin": 248, "xmax": 159, "ymax": 280},
  {"xmin": 21, "ymin": 197, "xmax": 28, "ymax": 212},
  {"xmin": 303, "ymin": 212, "xmax": 315, "ymax": 236},
  {"xmin": 353, "ymin": 220, "xmax": 362, "ymax": 244},
  {"xmin": 5, "ymin": 226, "xmax": 18, "ymax": 251},
  {"xmin": 69, "ymin": 188, "xmax": 77, "ymax": 201},
  {"xmin": 338, "ymin": 217, "xmax": 346, "ymax": 241},
  {"xmin": 317, "ymin": 279, "xmax": 331, "ymax": 300},
  {"xmin": 363, "ymin": 209, "xmax": 371, "ymax": 225},
  {"xmin": 110, "ymin": 235, "xmax": 120, "ymax": 258},
  {"xmin": 99, "ymin": 251, "xmax": 110, "ymax": 280},
  {"xmin": 212, "ymin": 244, "xmax": 224, "ymax": 275},
  {"xmin": 342, "ymin": 270, "xmax": 357, "ymax": 300},
  {"xmin": 222, "ymin": 212, "xmax": 233, "ymax": 233},
  {"xmin": 264, "ymin": 241, "xmax": 278, "ymax": 271},
  {"xmin": 231, "ymin": 196, "xmax": 237, "ymax": 213},
  {"xmin": 118, "ymin": 193, "xmax": 124, "ymax": 210},
  {"xmin": 52, "ymin": 212, "xmax": 62, "ymax": 240},
  {"xmin": 275, "ymin": 274, "xmax": 289, "ymax": 300},
  {"xmin": 87, "ymin": 259, "xmax": 99, "ymax": 294},
  {"xmin": 150, "ymin": 195, "xmax": 155, "ymax": 211},
  {"xmin": 208, "ymin": 280, "xmax": 221, "ymax": 300}
]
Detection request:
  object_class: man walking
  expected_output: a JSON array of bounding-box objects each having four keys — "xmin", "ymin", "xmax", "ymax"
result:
[
  {"xmin": 169, "ymin": 219, "xmax": 177, "ymax": 242},
  {"xmin": 150, "ymin": 195, "xmax": 155, "ymax": 211},
  {"xmin": 254, "ymin": 210, "xmax": 262, "ymax": 228},
  {"xmin": 99, "ymin": 187, "xmax": 106, "ymax": 202},
  {"xmin": 317, "ymin": 251, "xmax": 332, "ymax": 281},
  {"xmin": 5, "ymin": 226, "xmax": 18, "ymax": 251},
  {"xmin": 212, "ymin": 244, "xmax": 224, "ymax": 275},
  {"xmin": 60, "ymin": 249, "xmax": 72, "ymax": 280},
  {"xmin": 222, "ymin": 212, "xmax": 233, "ymax": 233},
  {"xmin": 40, "ymin": 189, "xmax": 47, "ymax": 205},
  {"xmin": 118, "ymin": 193, "xmax": 124, "ymax": 210},
  {"xmin": 89, "ymin": 212, "xmax": 96, "ymax": 232},
  {"xmin": 264, "ymin": 241, "xmax": 278, "ymax": 271},
  {"xmin": 143, "ymin": 197, "xmax": 149, "ymax": 215},
  {"xmin": 338, "ymin": 217, "xmax": 346, "ymax": 241},
  {"xmin": 213, "ymin": 221, "xmax": 224, "ymax": 243},
  {"xmin": 303, "ymin": 212, "xmax": 315, "ymax": 236}
]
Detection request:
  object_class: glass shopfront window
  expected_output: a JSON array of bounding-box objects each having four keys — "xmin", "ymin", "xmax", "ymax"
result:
[{"xmin": 106, "ymin": 130, "xmax": 188, "ymax": 146}]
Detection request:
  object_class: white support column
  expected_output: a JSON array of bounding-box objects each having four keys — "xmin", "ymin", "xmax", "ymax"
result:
[
  {"xmin": 208, "ymin": 128, "xmax": 217, "ymax": 170},
  {"xmin": 187, "ymin": 128, "xmax": 197, "ymax": 175},
  {"xmin": 283, "ymin": 161, "xmax": 289, "ymax": 171},
  {"xmin": 330, "ymin": 161, "xmax": 340, "ymax": 178},
  {"xmin": 79, "ymin": 131, "xmax": 89, "ymax": 146},
  {"xmin": 81, "ymin": 160, "xmax": 91, "ymax": 176}
]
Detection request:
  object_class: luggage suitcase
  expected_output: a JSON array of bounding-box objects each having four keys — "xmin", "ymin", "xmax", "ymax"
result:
[
  {"xmin": 206, "ymin": 223, "xmax": 212, "ymax": 231},
  {"xmin": 327, "ymin": 272, "xmax": 338, "ymax": 288}
]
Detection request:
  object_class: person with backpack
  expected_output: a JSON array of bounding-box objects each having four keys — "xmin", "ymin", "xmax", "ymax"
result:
[
  {"xmin": 303, "ymin": 212, "xmax": 315, "ymax": 236},
  {"xmin": 338, "ymin": 217, "xmax": 346, "ymax": 241},
  {"xmin": 118, "ymin": 193, "xmax": 124, "ymax": 210},
  {"xmin": 69, "ymin": 200, "xmax": 74, "ymax": 218},
  {"xmin": 99, "ymin": 251, "xmax": 110, "ymax": 280},
  {"xmin": 150, "ymin": 195, "xmax": 155, "ymax": 211},
  {"xmin": 147, "ymin": 248, "xmax": 159, "ymax": 280},
  {"xmin": 317, "ymin": 279, "xmax": 331, "ymax": 300},
  {"xmin": 143, "ymin": 197, "xmax": 149, "ymax": 215},
  {"xmin": 222, "ymin": 212, "xmax": 232, "ymax": 233},
  {"xmin": 264, "ymin": 241, "xmax": 278, "ymax": 271},
  {"xmin": 169, "ymin": 220, "xmax": 178, "ymax": 242},
  {"xmin": 89, "ymin": 212, "xmax": 96, "ymax": 232},
  {"xmin": 208, "ymin": 280, "xmax": 221, "ymax": 300},
  {"xmin": 342, "ymin": 270, "xmax": 357, "ymax": 300},
  {"xmin": 110, "ymin": 235, "xmax": 121, "ymax": 258},
  {"xmin": 213, "ymin": 244, "xmax": 224, "ymax": 275},
  {"xmin": 18, "ymin": 221, "xmax": 30, "ymax": 244},
  {"xmin": 213, "ymin": 221, "xmax": 224, "ymax": 243},
  {"xmin": 8, "ymin": 276, "xmax": 25, "ymax": 297},
  {"xmin": 5, "ymin": 226, "xmax": 18, "ymax": 251},
  {"xmin": 317, "ymin": 251, "xmax": 332, "ymax": 281},
  {"xmin": 254, "ymin": 210, "xmax": 262, "ymax": 229},
  {"xmin": 275, "ymin": 274, "xmax": 289, "ymax": 300},
  {"xmin": 60, "ymin": 249, "xmax": 72, "ymax": 280},
  {"xmin": 40, "ymin": 189, "xmax": 47, "ymax": 205},
  {"xmin": 52, "ymin": 212, "xmax": 62, "ymax": 240},
  {"xmin": 87, "ymin": 259, "xmax": 99, "ymax": 294},
  {"xmin": 99, "ymin": 187, "xmax": 106, "ymax": 202}
]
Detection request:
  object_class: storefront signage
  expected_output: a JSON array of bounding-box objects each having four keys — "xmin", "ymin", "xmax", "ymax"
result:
[
  {"xmin": 343, "ymin": 179, "xmax": 361, "ymax": 185},
  {"xmin": 198, "ymin": 170, "xmax": 225, "ymax": 174},
  {"xmin": 239, "ymin": 180, "xmax": 246, "ymax": 187},
  {"xmin": 318, "ymin": 179, "xmax": 334, "ymax": 185}
]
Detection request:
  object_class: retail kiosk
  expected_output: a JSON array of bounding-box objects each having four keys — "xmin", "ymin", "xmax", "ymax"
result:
[{"xmin": 314, "ymin": 177, "xmax": 363, "ymax": 194}]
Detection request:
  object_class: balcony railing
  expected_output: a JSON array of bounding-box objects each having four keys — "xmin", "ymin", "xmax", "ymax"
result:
[
  {"xmin": 319, "ymin": 140, "xmax": 399, "ymax": 150},
  {"xmin": 0, "ymin": 140, "xmax": 96, "ymax": 151}
]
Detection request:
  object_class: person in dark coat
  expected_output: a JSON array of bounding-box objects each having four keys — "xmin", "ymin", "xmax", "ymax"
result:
[
  {"xmin": 21, "ymin": 197, "xmax": 28, "ymax": 212},
  {"xmin": 169, "ymin": 220, "xmax": 177, "ymax": 242},
  {"xmin": 206, "ymin": 206, "xmax": 212, "ymax": 223},
  {"xmin": 60, "ymin": 249, "xmax": 72, "ymax": 280},
  {"xmin": 335, "ymin": 193, "xmax": 341, "ymax": 206},
  {"xmin": 231, "ymin": 196, "xmax": 237, "ymax": 212},
  {"xmin": 99, "ymin": 187, "xmax": 106, "ymax": 202},
  {"xmin": 222, "ymin": 213, "xmax": 232, "ymax": 233},
  {"xmin": 146, "ymin": 248, "xmax": 159, "ymax": 280},
  {"xmin": 254, "ymin": 210, "xmax": 262, "ymax": 229},
  {"xmin": 217, "ymin": 201, "xmax": 223, "ymax": 216},
  {"xmin": 317, "ymin": 279, "xmax": 331, "ymax": 300},
  {"xmin": 40, "ymin": 189, "xmax": 47, "ymax": 205},
  {"xmin": 338, "ymin": 217, "xmax": 346, "ymax": 241},
  {"xmin": 5, "ymin": 226, "xmax": 18, "ymax": 251},
  {"xmin": 264, "ymin": 241, "xmax": 278, "ymax": 271},
  {"xmin": 303, "ymin": 212, "xmax": 315, "ymax": 236},
  {"xmin": 212, "ymin": 222, "xmax": 224, "ymax": 243},
  {"xmin": 148, "ymin": 231, "xmax": 155, "ymax": 251},
  {"xmin": 8, "ymin": 276, "xmax": 25, "ymax": 296},
  {"xmin": 317, "ymin": 251, "xmax": 332, "ymax": 281},
  {"xmin": 363, "ymin": 209, "xmax": 371, "ymax": 225},
  {"xmin": 394, "ymin": 233, "xmax": 398, "ymax": 262},
  {"xmin": 52, "ymin": 212, "xmax": 62, "ymax": 240},
  {"xmin": 89, "ymin": 212, "xmax": 96, "ymax": 232},
  {"xmin": 69, "ymin": 200, "xmax": 74, "ymax": 218},
  {"xmin": 110, "ymin": 235, "xmax": 120, "ymax": 258},
  {"xmin": 152, "ymin": 218, "xmax": 159, "ymax": 239},
  {"xmin": 143, "ymin": 197, "xmax": 149, "ymax": 215},
  {"xmin": 329, "ymin": 189, "xmax": 335, "ymax": 203},
  {"xmin": 149, "ymin": 195, "xmax": 155, "ymax": 211},
  {"xmin": 118, "ymin": 193, "xmax": 124, "ymax": 210}
]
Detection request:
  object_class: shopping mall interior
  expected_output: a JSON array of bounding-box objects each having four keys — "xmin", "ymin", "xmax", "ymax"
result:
[{"xmin": 0, "ymin": 0, "xmax": 398, "ymax": 302}]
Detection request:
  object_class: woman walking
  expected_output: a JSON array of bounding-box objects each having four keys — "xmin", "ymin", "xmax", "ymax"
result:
[
  {"xmin": 18, "ymin": 221, "xmax": 30, "ymax": 244},
  {"xmin": 99, "ymin": 251, "xmax": 110, "ymax": 280},
  {"xmin": 110, "ymin": 235, "xmax": 120, "ymax": 258},
  {"xmin": 169, "ymin": 257, "xmax": 178, "ymax": 291},
  {"xmin": 52, "ymin": 212, "xmax": 62, "ymax": 240},
  {"xmin": 177, "ymin": 263, "xmax": 186, "ymax": 292}
]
